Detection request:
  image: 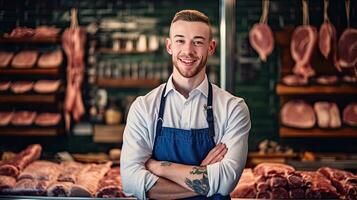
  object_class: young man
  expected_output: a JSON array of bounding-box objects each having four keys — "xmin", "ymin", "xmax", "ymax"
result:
[{"xmin": 120, "ymin": 10, "xmax": 251, "ymax": 199}]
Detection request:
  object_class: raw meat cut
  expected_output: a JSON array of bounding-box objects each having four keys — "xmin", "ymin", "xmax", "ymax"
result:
[
  {"xmin": 249, "ymin": 24, "xmax": 274, "ymax": 62},
  {"xmin": 291, "ymin": 26, "xmax": 317, "ymax": 79},
  {"xmin": 281, "ymin": 100, "xmax": 316, "ymax": 129},
  {"xmin": 0, "ymin": 175, "xmax": 16, "ymax": 191},
  {"xmin": 301, "ymin": 171, "xmax": 339, "ymax": 199},
  {"xmin": 271, "ymin": 187, "xmax": 289, "ymax": 199},
  {"xmin": 343, "ymin": 103, "xmax": 357, "ymax": 126},
  {"xmin": 281, "ymin": 74, "xmax": 308, "ymax": 86},
  {"xmin": 69, "ymin": 162, "xmax": 111, "ymax": 197},
  {"xmin": 0, "ymin": 144, "xmax": 42, "ymax": 177},
  {"xmin": 0, "ymin": 111, "xmax": 13, "ymax": 126},
  {"xmin": 11, "ymin": 111, "xmax": 37, "ymax": 126},
  {"xmin": 35, "ymin": 113, "xmax": 61, "ymax": 126},
  {"xmin": 318, "ymin": 167, "xmax": 357, "ymax": 200},
  {"xmin": 10, "ymin": 81, "xmax": 33, "ymax": 94},
  {"xmin": 319, "ymin": 22, "xmax": 337, "ymax": 59},
  {"xmin": 256, "ymin": 191, "xmax": 272, "ymax": 199},
  {"xmin": 338, "ymin": 28, "xmax": 357, "ymax": 68},
  {"xmin": 3, "ymin": 27, "xmax": 35, "ymax": 38},
  {"xmin": 57, "ymin": 161, "xmax": 85, "ymax": 183},
  {"xmin": 316, "ymin": 75, "xmax": 338, "ymax": 85},
  {"xmin": 254, "ymin": 163, "xmax": 295, "ymax": 177},
  {"xmin": 287, "ymin": 172, "xmax": 304, "ymax": 189},
  {"xmin": 11, "ymin": 51, "xmax": 38, "ymax": 68},
  {"xmin": 342, "ymin": 75, "xmax": 357, "ymax": 83},
  {"xmin": 34, "ymin": 26, "xmax": 61, "ymax": 38},
  {"xmin": 249, "ymin": 0, "xmax": 274, "ymax": 62},
  {"xmin": 38, "ymin": 50, "xmax": 63, "ymax": 68},
  {"xmin": 96, "ymin": 167, "xmax": 125, "ymax": 198},
  {"xmin": 0, "ymin": 82, "xmax": 11, "ymax": 91},
  {"xmin": 7, "ymin": 178, "xmax": 50, "ymax": 196},
  {"xmin": 314, "ymin": 102, "xmax": 341, "ymax": 129},
  {"xmin": 33, "ymin": 80, "xmax": 60, "ymax": 93},
  {"xmin": 0, "ymin": 51, "xmax": 14, "ymax": 67},
  {"xmin": 62, "ymin": 22, "xmax": 86, "ymax": 128},
  {"xmin": 47, "ymin": 182, "xmax": 73, "ymax": 197},
  {"xmin": 289, "ymin": 188, "xmax": 305, "ymax": 199},
  {"xmin": 18, "ymin": 160, "xmax": 61, "ymax": 181},
  {"xmin": 268, "ymin": 175, "xmax": 288, "ymax": 188},
  {"xmin": 329, "ymin": 103, "xmax": 341, "ymax": 128},
  {"xmin": 230, "ymin": 168, "xmax": 257, "ymax": 198}
]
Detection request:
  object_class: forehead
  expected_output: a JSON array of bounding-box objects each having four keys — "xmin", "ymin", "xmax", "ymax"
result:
[{"xmin": 170, "ymin": 20, "xmax": 210, "ymax": 39}]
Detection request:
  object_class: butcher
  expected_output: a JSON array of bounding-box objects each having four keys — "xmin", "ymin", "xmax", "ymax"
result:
[{"xmin": 120, "ymin": 10, "xmax": 251, "ymax": 199}]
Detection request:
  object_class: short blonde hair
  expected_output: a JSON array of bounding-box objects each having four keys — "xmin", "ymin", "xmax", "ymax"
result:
[{"xmin": 171, "ymin": 10, "xmax": 212, "ymax": 40}]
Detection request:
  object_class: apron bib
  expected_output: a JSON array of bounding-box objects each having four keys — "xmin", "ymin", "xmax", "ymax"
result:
[{"xmin": 153, "ymin": 83, "xmax": 230, "ymax": 200}]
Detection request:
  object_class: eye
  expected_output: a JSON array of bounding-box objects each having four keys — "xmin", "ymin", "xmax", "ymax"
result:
[
  {"xmin": 175, "ymin": 39, "xmax": 184, "ymax": 44},
  {"xmin": 193, "ymin": 41, "xmax": 203, "ymax": 46}
]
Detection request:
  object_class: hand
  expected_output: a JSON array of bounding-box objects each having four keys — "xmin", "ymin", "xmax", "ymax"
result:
[{"xmin": 200, "ymin": 143, "xmax": 228, "ymax": 166}]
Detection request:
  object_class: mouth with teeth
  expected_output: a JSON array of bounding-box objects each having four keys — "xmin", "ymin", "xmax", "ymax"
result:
[{"xmin": 178, "ymin": 57, "xmax": 197, "ymax": 66}]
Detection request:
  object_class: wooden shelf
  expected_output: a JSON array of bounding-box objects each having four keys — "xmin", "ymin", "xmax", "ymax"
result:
[
  {"xmin": 276, "ymin": 84, "xmax": 357, "ymax": 95},
  {"xmin": 248, "ymin": 152, "xmax": 298, "ymax": 158},
  {"xmin": 280, "ymin": 127, "xmax": 357, "ymax": 138},
  {"xmin": 0, "ymin": 36, "xmax": 61, "ymax": 43},
  {"xmin": 93, "ymin": 124, "xmax": 125, "ymax": 143},
  {"xmin": 96, "ymin": 78, "xmax": 161, "ymax": 88},
  {"xmin": 97, "ymin": 48, "xmax": 156, "ymax": 54},
  {"xmin": 0, "ymin": 94, "xmax": 57, "ymax": 104},
  {"xmin": 0, "ymin": 127, "xmax": 63, "ymax": 136},
  {"xmin": 0, "ymin": 68, "xmax": 60, "ymax": 75}
]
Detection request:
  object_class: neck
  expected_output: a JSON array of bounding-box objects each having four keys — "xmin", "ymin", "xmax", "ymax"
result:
[{"xmin": 171, "ymin": 69, "xmax": 205, "ymax": 98}]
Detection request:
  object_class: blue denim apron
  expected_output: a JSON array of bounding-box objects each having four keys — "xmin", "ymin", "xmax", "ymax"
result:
[{"xmin": 153, "ymin": 82, "xmax": 230, "ymax": 200}]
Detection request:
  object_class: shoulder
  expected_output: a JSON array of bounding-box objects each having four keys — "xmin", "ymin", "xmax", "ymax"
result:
[
  {"xmin": 211, "ymin": 83, "xmax": 248, "ymax": 109},
  {"xmin": 130, "ymin": 83, "xmax": 166, "ymax": 113}
]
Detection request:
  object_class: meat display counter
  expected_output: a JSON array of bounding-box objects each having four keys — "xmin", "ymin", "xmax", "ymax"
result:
[{"xmin": 0, "ymin": 196, "xmax": 135, "ymax": 200}]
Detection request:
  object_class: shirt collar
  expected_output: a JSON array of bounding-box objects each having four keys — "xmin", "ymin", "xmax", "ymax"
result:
[{"xmin": 164, "ymin": 75, "xmax": 209, "ymax": 98}]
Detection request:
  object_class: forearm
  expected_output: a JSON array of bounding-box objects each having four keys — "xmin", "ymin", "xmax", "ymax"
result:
[
  {"xmin": 149, "ymin": 161, "xmax": 209, "ymax": 196},
  {"xmin": 147, "ymin": 177, "xmax": 198, "ymax": 199}
]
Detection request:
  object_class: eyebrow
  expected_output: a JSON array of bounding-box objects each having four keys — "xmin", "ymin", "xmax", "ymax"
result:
[{"xmin": 173, "ymin": 35, "xmax": 206, "ymax": 40}]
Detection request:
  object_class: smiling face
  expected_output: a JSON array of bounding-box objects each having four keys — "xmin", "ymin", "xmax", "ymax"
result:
[{"xmin": 166, "ymin": 20, "xmax": 216, "ymax": 79}]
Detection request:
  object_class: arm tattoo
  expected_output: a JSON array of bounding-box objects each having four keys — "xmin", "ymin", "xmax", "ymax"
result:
[
  {"xmin": 160, "ymin": 161, "xmax": 172, "ymax": 166},
  {"xmin": 184, "ymin": 167, "xmax": 209, "ymax": 195}
]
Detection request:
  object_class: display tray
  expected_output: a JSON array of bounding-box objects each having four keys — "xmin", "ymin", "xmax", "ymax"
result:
[{"xmin": 0, "ymin": 196, "xmax": 135, "ymax": 200}]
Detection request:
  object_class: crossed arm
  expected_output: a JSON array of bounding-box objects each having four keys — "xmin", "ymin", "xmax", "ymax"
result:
[{"xmin": 145, "ymin": 143, "xmax": 228, "ymax": 199}]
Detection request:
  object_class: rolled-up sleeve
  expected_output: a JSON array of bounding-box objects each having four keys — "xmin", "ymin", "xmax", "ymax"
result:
[
  {"xmin": 120, "ymin": 97, "xmax": 159, "ymax": 200},
  {"xmin": 206, "ymin": 99, "xmax": 251, "ymax": 196}
]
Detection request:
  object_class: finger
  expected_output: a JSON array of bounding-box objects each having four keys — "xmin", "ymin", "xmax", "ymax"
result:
[
  {"xmin": 203, "ymin": 146, "xmax": 227, "ymax": 165},
  {"xmin": 210, "ymin": 148, "xmax": 228, "ymax": 163},
  {"xmin": 201, "ymin": 144, "xmax": 224, "ymax": 165},
  {"xmin": 208, "ymin": 144, "xmax": 226, "ymax": 159},
  {"xmin": 206, "ymin": 143, "xmax": 223, "ymax": 157}
]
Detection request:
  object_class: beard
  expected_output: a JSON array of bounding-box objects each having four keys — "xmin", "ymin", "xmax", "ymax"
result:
[{"xmin": 173, "ymin": 54, "xmax": 207, "ymax": 78}]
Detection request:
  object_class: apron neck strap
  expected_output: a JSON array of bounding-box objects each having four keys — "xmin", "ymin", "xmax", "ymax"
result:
[
  {"xmin": 156, "ymin": 82, "xmax": 215, "ymax": 137},
  {"xmin": 206, "ymin": 82, "xmax": 215, "ymax": 137}
]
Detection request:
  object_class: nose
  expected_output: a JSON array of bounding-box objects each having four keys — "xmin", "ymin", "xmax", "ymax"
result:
[{"xmin": 182, "ymin": 41, "xmax": 195, "ymax": 55}]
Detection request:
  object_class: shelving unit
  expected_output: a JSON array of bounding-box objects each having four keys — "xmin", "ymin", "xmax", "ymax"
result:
[
  {"xmin": 279, "ymin": 127, "xmax": 357, "ymax": 138},
  {"xmin": 0, "ymin": 36, "xmax": 65, "ymax": 136},
  {"xmin": 0, "ymin": 127, "xmax": 63, "ymax": 136},
  {"xmin": 276, "ymin": 84, "xmax": 357, "ymax": 95},
  {"xmin": 0, "ymin": 36, "xmax": 61, "ymax": 43},
  {"xmin": 0, "ymin": 68, "xmax": 60, "ymax": 75},
  {"xmin": 275, "ymin": 29, "xmax": 357, "ymax": 138},
  {"xmin": 0, "ymin": 94, "xmax": 57, "ymax": 104}
]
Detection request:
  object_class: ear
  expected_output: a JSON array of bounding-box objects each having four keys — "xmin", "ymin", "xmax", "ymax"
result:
[
  {"xmin": 165, "ymin": 38, "xmax": 173, "ymax": 55},
  {"xmin": 208, "ymin": 39, "xmax": 216, "ymax": 55}
]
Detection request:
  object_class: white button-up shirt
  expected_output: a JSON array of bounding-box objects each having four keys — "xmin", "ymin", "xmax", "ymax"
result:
[{"xmin": 120, "ymin": 75, "xmax": 251, "ymax": 199}]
